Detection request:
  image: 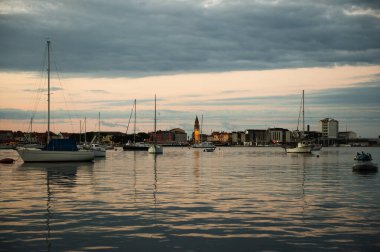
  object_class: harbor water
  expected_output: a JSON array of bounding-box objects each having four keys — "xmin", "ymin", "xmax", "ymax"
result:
[{"xmin": 1, "ymin": 147, "xmax": 379, "ymax": 251}]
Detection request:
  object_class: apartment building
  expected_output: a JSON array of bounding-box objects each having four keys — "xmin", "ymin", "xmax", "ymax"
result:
[{"xmin": 320, "ymin": 118, "xmax": 339, "ymax": 138}]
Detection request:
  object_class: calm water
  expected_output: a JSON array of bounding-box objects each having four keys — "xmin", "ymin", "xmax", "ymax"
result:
[{"xmin": 1, "ymin": 147, "xmax": 379, "ymax": 251}]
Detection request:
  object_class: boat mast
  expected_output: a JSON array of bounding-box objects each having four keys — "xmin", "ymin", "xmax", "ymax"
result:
[
  {"xmin": 302, "ymin": 90, "xmax": 305, "ymax": 133},
  {"xmin": 201, "ymin": 114, "xmax": 203, "ymax": 142},
  {"xmin": 80, "ymin": 120, "xmax": 82, "ymax": 144},
  {"xmin": 134, "ymin": 99, "xmax": 136, "ymax": 144},
  {"xmin": 98, "ymin": 112, "xmax": 101, "ymax": 144},
  {"xmin": 84, "ymin": 116, "xmax": 87, "ymax": 144},
  {"xmin": 154, "ymin": 95, "xmax": 157, "ymax": 144},
  {"xmin": 47, "ymin": 40, "xmax": 51, "ymax": 144}
]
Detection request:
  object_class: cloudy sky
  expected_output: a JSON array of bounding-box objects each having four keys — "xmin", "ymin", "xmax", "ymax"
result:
[{"xmin": 0, "ymin": 0, "xmax": 379, "ymax": 137}]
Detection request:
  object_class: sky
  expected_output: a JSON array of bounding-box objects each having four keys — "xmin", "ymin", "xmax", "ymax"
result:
[{"xmin": 0, "ymin": 0, "xmax": 380, "ymax": 138}]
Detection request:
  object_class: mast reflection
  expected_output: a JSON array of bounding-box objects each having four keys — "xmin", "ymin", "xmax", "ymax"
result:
[{"xmin": 19, "ymin": 162, "xmax": 92, "ymax": 251}]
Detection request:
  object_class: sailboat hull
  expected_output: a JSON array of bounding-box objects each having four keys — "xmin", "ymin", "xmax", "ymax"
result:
[
  {"xmin": 286, "ymin": 145, "xmax": 312, "ymax": 153},
  {"xmin": 192, "ymin": 142, "xmax": 216, "ymax": 150},
  {"xmin": 148, "ymin": 144, "xmax": 163, "ymax": 154},
  {"xmin": 123, "ymin": 142, "xmax": 149, "ymax": 151},
  {"xmin": 93, "ymin": 149, "xmax": 106, "ymax": 157},
  {"xmin": 17, "ymin": 148, "xmax": 94, "ymax": 163}
]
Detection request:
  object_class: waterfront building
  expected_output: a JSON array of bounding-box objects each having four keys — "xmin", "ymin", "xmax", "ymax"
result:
[
  {"xmin": 231, "ymin": 131, "xmax": 246, "ymax": 145},
  {"xmin": 148, "ymin": 128, "xmax": 187, "ymax": 145},
  {"xmin": 209, "ymin": 131, "xmax": 230, "ymax": 145},
  {"xmin": 150, "ymin": 130, "xmax": 174, "ymax": 144},
  {"xmin": 338, "ymin": 131, "xmax": 357, "ymax": 140},
  {"xmin": 245, "ymin": 129, "xmax": 268, "ymax": 146},
  {"xmin": 321, "ymin": 118, "xmax": 339, "ymax": 139},
  {"xmin": 170, "ymin": 128, "xmax": 187, "ymax": 144},
  {"xmin": 268, "ymin": 128, "xmax": 290, "ymax": 144}
]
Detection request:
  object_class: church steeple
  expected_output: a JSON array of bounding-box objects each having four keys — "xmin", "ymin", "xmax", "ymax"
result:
[
  {"xmin": 194, "ymin": 115, "xmax": 199, "ymax": 131},
  {"xmin": 193, "ymin": 115, "xmax": 200, "ymax": 143}
]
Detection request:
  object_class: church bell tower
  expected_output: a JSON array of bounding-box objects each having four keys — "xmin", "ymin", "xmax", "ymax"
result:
[{"xmin": 193, "ymin": 116, "xmax": 200, "ymax": 143}]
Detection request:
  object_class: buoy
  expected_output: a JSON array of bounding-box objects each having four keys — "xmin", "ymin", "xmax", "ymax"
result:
[{"xmin": 0, "ymin": 158, "xmax": 15, "ymax": 164}]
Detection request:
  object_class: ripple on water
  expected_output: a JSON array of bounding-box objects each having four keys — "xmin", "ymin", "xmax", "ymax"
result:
[{"xmin": 0, "ymin": 147, "xmax": 379, "ymax": 251}]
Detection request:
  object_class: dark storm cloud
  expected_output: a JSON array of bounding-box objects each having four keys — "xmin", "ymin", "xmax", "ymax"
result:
[
  {"xmin": 0, "ymin": 0, "xmax": 379, "ymax": 76},
  {"xmin": 307, "ymin": 82, "xmax": 380, "ymax": 106}
]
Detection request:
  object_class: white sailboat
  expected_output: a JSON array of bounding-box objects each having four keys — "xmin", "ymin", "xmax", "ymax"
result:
[
  {"xmin": 91, "ymin": 143, "xmax": 106, "ymax": 157},
  {"xmin": 192, "ymin": 114, "xmax": 216, "ymax": 152},
  {"xmin": 17, "ymin": 41, "xmax": 94, "ymax": 163},
  {"xmin": 123, "ymin": 99, "xmax": 149, "ymax": 151},
  {"xmin": 286, "ymin": 90, "xmax": 312, "ymax": 154},
  {"xmin": 148, "ymin": 95, "xmax": 163, "ymax": 154},
  {"xmin": 91, "ymin": 112, "xmax": 106, "ymax": 157}
]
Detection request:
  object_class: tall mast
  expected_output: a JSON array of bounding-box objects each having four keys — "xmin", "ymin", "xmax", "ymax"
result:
[
  {"xmin": 47, "ymin": 40, "xmax": 51, "ymax": 144},
  {"xmin": 80, "ymin": 120, "xmax": 82, "ymax": 144},
  {"xmin": 302, "ymin": 90, "xmax": 305, "ymax": 133},
  {"xmin": 154, "ymin": 95, "xmax": 157, "ymax": 144},
  {"xmin": 98, "ymin": 112, "xmax": 101, "ymax": 143},
  {"xmin": 84, "ymin": 116, "xmax": 87, "ymax": 143},
  {"xmin": 201, "ymin": 114, "xmax": 203, "ymax": 142},
  {"xmin": 134, "ymin": 99, "xmax": 136, "ymax": 143}
]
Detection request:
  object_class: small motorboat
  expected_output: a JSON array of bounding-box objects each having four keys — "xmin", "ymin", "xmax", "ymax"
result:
[{"xmin": 353, "ymin": 152, "xmax": 377, "ymax": 172}]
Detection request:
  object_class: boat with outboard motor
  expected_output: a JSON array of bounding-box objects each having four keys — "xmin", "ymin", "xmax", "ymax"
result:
[{"xmin": 352, "ymin": 151, "xmax": 377, "ymax": 172}]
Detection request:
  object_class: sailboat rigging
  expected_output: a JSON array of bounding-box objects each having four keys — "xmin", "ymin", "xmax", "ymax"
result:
[
  {"xmin": 123, "ymin": 99, "xmax": 149, "ymax": 151},
  {"xmin": 285, "ymin": 90, "xmax": 313, "ymax": 153},
  {"xmin": 148, "ymin": 95, "xmax": 163, "ymax": 154},
  {"xmin": 16, "ymin": 40, "xmax": 94, "ymax": 162},
  {"xmin": 89, "ymin": 112, "xmax": 106, "ymax": 157}
]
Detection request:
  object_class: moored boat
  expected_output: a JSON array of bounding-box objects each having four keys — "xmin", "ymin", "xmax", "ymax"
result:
[
  {"xmin": 148, "ymin": 95, "xmax": 163, "ymax": 154},
  {"xmin": 192, "ymin": 141, "xmax": 216, "ymax": 152},
  {"xmin": 123, "ymin": 141, "xmax": 149, "ymax": 151},
  {"xmin": 17, "ymin": 139, "xmax": 94, "ymax": 163},
  {"xmin": 91, "ymin": 143, "xmax": 106, "ymax": 157},
  {"xmin": 311, "ymin": 144, "xmax": 322, "ymax": 151},
  {"xmin": 285, "ymin": 90, "xmax": 313, "ymax": 154},
  {"xmin": 148, "ymin": 144, "xmax": 163, "ymax": 154},
  {"xmin": 124, "ymin": 99, "xmax": 150, "ymax": 151},
  {"xmin": 16, "ymin": 41, "xmax": 94, "ymax": 163},
  {"xmin": 286, "ymin": 141, "xmax": 312, "ymax": 153}
]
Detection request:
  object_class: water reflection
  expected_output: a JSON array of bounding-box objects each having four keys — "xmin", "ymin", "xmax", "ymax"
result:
[
  {"xmin": 153, "ymin": 154, "xmax": 158, "ymax": 207},
  {"xmin": 133, "ymin": 152, "xmax": 137, "ymax": 204},
  {"xmin": 193, "ymin": 150, "xmax": 200, "ymax": 179},
  {"xmin": 1, "ymin": 148, "xmax": 379, "ymax": 251},
  {"xmin": 352, "ymin": 168, "xmax": 378, "ymax": 176},
  {"xmin": 16, "ymin": 162, "xmax": 94, "ymax": 251}
]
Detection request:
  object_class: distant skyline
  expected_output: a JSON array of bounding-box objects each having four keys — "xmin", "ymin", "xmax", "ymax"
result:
[{"xmin": 0, "ymin": 0, "xmax": 379, "ymax": 137}]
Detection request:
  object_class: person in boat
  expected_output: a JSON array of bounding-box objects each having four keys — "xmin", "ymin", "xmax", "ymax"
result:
[{"xmin": 356, "ymin": 152, "xmax": 372, "ymax": 161}]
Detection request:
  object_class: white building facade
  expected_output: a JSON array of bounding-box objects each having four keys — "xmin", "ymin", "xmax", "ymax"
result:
[{"xmin": 320, "ymin": 118, "xmax": 339, "ymax": 138}]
